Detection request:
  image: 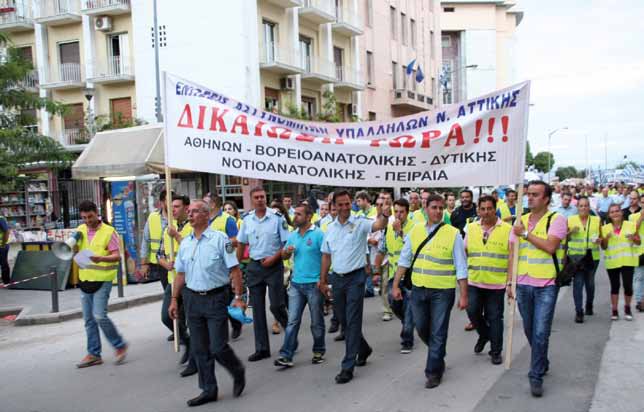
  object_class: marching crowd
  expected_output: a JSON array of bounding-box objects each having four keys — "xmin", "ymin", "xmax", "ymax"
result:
[{"xmin": 69, "ymin": 180, "xmax": 644, "ymax": 407}]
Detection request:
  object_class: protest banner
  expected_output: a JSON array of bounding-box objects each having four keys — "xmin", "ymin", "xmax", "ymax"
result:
[{"xmin": 163, "ymin": 73, "xmax": 530, "ymax": 188}]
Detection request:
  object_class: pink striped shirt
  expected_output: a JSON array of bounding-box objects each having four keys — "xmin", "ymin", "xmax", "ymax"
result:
[{"xmin": 87, "ymin": 223, "xmax": 121, "ymax": 253}]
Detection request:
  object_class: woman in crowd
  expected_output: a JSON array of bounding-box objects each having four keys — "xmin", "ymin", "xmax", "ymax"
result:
[{"xmin": 223, "ymin": 200, "xmax": 242, "ymax": 228}]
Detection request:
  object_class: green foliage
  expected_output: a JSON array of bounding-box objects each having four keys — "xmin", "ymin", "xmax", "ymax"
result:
[
  {"xmin": 555, "ymin": 166, "xmax": 585, "ymax": 181},
  {"xmin": 525, "ymin": 141, "xmax": 534, "ymax": 167},
  {"xmin": 0, "ymin": 41, "xmax": 72, "ymax": 191},
  {"xmin": 615, "ymin": 161, "xmax": 639, "ymax": 170},
  {"xmin": 532, "ymin": 151, "xmax": 554, "ymax": 173},
  {"xmin": 317, "ymin": 89, "xmax": 341, "ymax": 123},
  {"xmin": 282, "ymin": 103, "xmax": 309, "ymax": 120}
]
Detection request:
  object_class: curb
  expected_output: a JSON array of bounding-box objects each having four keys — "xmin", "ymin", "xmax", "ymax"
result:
[{"xmin": 12, "ymin": 292, "xmax": 164, "ymax": 326}]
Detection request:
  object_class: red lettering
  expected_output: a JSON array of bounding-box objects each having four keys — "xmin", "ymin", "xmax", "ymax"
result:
[
  {"xmin": 177, "ymin": 104, "xmax": 193, "ymax": 128},
  {"xmin": 254, "ymin": 121, "xmax": 266, "ymax": 136},
  {"xmin": 389, "ymin": 135, "xmax": 416, "ymax": 148},
  {"xmin": 230, "ymin": 114, "xmax": 249, "ymax": 135},
  {"xmin": 334, "ymin": 138, "xmax": 344, "ymax": 144},
  {"xmin": 295, "ymin": 134, "xmax": 315, "ymax": 143},
  {"xmin": 420, "ymin": 130, "xmax": 441, "ymax": 148},
  {"xmin": 209, "ymin": 107, "xmax": 228, "ymax": 132},
  {"xmin": 370, "ymin": 138, "xmax": 387, "ymax": 147},
  {"xmin": 196, "ymin": 105, "xmax": 206, "ymax": 130},
  {"xmin": 266, "ymin": 126, "xmax": 292, "ymax": 139},
  {"xmin": 444, "ymin": 123, "xmax": 464, "ymax": 147}
]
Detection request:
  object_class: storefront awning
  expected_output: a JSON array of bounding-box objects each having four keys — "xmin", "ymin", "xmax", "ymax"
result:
[{"xmin": 72, "ymin": 124, "xmax": 166, "ymax": 180}]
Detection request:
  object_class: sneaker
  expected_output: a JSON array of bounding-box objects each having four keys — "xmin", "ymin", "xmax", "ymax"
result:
[
  {"xmin": 312, "ymin": 353, "xmax": 325, "ymax": 364},
  {"xmin": 115, "ymin": 344, "xmax": 128, "ymax": 365},
  {"xmin": 400, "ymin": 345, "xmax": 413, "ymax": 354},
  {"xmin": 575, "ymin": 311, "xmax": 584, "ymax": 324},
  {"xmin": 274, "ymin": 357, "xmax": 293, "ymax": 368},
  {"xmin": 611, "ymin": 310, "xmax": 619, "ymax": 321},
  {"xmin": 76, "ymin": 354, "xmax": 103, "ymax": 369},
  {"xmin": 625, "ymin": 306, "xmax": 633, "ymax": 321},
  {"xmin": 382, "ymin": 313, "xmax": 393, "ymax": 321},
  {"xmin": 530, "ymin": 381, "xmax": 544, "ymax": 397},
  {"xmin": 636, "ymin": 303, "xmax": 644, "ymax": 313},
  {"xmin": 585, "ymin": 305, "xmax": 594, "ymax": 316}
]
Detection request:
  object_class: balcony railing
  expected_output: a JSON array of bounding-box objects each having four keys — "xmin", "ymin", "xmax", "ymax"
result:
[
  {"xmin": 36, "ymin": 0, "xmax": 80, "ymax": 19},
  {"xmin": 302, "ymin": 55, "xmax": 335, "ymax": 81},
  {"xmin": 334, "ymin": 3, "xmax": 362, "ymax": 35},
  {"xmin": 63, "ymin": 128, "xmax": 90, "ymax": 146},
  {"xmin": 89, "ymin": 55, "xmax": 134, "ymax": 82},
  {"xmin": 41, "ymin": 62, "xmax": 83, "ymax": 89},
  {"xmin": 0, "ymin": 0, "xmax": 34, "ymax": 30},
  {"xmin": 24, "ymin": 69, "xmax": 39, "ymax": 89},
  {"xmin": 259, "ymin": 41, "xmax": 303, "ymax": 74},
  {"xmin": 335, "ymin": 65, "xmax": 364, "ymax": 89},
  {"xmin": 300, "ymin": 0, "xmax": 335, "ymax": 23},
  {"xmin": 81, "ymin": 0, "xmax": 130, "ymax": 14}
]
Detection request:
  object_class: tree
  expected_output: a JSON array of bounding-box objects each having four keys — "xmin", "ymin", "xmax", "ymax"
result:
[
  {"xmin": 532, "ymin": 151, "xmax": 554, "ymax": 174},
  {"xmin": 615, "ymin": 160, "xmax": 639, "ymax": 170},
  {"xmin": 555, "ymin": 166, "xmax": 584, "ymax": 181},
  {"xmin": 0, "ymin": 35, "xmax": 72, "ymax": 191},
  {"xmin": 525, "ymin": 141, "xmax": 534, "ymax": 168}
]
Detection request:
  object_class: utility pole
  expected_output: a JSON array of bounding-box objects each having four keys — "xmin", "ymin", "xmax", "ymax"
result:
[
  {"xmin": 604, "ymin": 134, "xmax": 608, "ymax": 171},
  {"xmin": 153, "ymin": 0, "xmax": 163, "ymax": 123}
]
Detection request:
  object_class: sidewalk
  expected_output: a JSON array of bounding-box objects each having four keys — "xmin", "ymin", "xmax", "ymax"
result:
[
  {"xmin": 0, "ymin": 281, "xmax": 164, "ymax": 326},
  {"xmin": 590, "ymin": 303, "xmax": 644, "ymax": 412}
]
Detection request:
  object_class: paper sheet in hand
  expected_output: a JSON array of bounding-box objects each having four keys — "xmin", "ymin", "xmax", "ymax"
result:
[{"xmin": 74, "ymin": 249, "xmax": 94, "ymax": 269}]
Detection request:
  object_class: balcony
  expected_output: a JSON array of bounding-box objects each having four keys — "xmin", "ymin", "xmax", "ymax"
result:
[
  {"xmin": 0, "ymin": 1, "xmax": 34, "ymax": 32},
  {"xmin": 259, "ymin": 41, "xmax": 303, "ymax": 75},
  {"xmin": 334, "ymin": 65, "xmax": 364, "ymax": 90},
  {"xmin": 264, "ymin": 0, "xmax": 303, "ymax": 8},
  {"xmin": 299, "ymin": 0, "xmax": 335, "ymax": 24},
  {"xmin": 333, "ymin": 4, "xmax": 362, "ymax": 36},
  {"xmin": 301, "ymin": 56, "xmax": 335, "ymax": 85},
  {"xmin": 62, "ymin": 128, "xmax": 91, "ymax": 151},
  {"xmin": 35, "ymin": 0, "xmax": 81, "ymax": 26},
  {"xmin": 24, "ymin": 69, "xmax": 39, "ymax": 90},
  {"xmin": 391, "ymin": 89, "xmax": 432, "ymax": 113},
  {"xmin": 41, "ymin": 63, "xmax": 84, "ymax": 90},
  {"xmin": 87, "ymin": 56, "xmax": 134, "ymax": 84},
  {"xmin": 81, "ymin": 0, "xmax": 130, "ymax": 16}
]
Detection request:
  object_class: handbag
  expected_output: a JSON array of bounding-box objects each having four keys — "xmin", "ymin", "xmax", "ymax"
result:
[
  {"xmin": 402, "ymin": 223, "xmax": 444, "ymax": 290},
  {"xmin": 551, "ymin": 213, "xmax": 590, "ymax": 287},
  {"xmin": 78, "ymin": 280, "xmax": 104, "ymax": 294}
]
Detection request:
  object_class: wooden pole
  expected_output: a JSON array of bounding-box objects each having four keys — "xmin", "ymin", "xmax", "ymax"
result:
[
  {"xmin": 165, "ymin": 166, "xmax": 179, "ymax": 353},
  {"xmin": 504, "ymin": 184, "xmax": 524, "ymax": 369}
]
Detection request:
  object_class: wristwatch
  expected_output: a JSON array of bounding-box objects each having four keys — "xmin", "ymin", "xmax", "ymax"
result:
[{"xmin": 521, "ymin": 230, "xmax": 529, "ymax": 240}]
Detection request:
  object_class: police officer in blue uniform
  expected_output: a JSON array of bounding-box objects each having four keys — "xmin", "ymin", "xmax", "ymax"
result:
[
  {"xmin": 169, "ymin": 200, "xmax": 246, "ymax": 407},
  {"xmin": 237, "ymin": 187, "xmax": 291, "ymax": 362},
  {"xmin": 319, "ymin": 189, "xmax": 391, "ymax": 384}
]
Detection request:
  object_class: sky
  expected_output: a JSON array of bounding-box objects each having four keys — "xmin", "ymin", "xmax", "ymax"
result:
[{"xmin": 514, "ymin": 0, "xmax": 644, "ymax": 171}]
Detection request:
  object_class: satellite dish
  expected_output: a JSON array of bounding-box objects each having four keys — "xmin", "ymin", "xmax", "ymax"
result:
[{"xmin": 52, "ymin": 232, "xmax": 82, "ymax": 261}]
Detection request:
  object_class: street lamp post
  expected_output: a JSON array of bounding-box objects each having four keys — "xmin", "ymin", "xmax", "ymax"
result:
[
  {"xmin": 547, "ymin": 127, "xmax": 568, "ymax": 183},
  {"xmin": 83, "ymin": 87, "xmax": 95, "ymax": 141}
]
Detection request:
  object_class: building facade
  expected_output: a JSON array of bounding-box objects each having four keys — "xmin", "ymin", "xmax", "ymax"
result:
[{"xmin": 439, "ymin": 0, "xmax": 523, "ymax": 103}]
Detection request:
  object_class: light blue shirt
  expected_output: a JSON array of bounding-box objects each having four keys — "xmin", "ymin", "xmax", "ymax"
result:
[
  {"xmin": 596, "ymin": 195, "xmax": 614, "ymax": 213},
  {"xmin": 175, "ymin": 228, "xmax": 238, "ymax": 291},
  {"xmin": 238, "ymin": 209, "xmax": 290, "ymax": 260},
  {"xmin": 556, "ymin": 205, "xmax": 578, "ymax": 218},
  {"xmin": 286, "ymin": 225, "xmax": 324, "ymax": 283},
  {"xmin": 321, "ymin": 214, "xmax": 374, "ymax": 274},
  {"xmin": 397, "ymin": 223, "xmax": 468, "ymax": 280}
]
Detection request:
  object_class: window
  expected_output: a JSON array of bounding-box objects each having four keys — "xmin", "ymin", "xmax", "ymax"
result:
[
  {"xmin": 264, "ymin": 87, "xmax": 279, "ymax": 111},
  {"xmin": 334, "ymin": 47, "xmax": 344, "ymax": 80},
  {"xmin": 301, "ymin": 96, "xmax": 316, "ymax": 119},
  {"xmin": 58, "ymin": 41, "xmax": 80, "ymax": 82},
  {"xmin": 368, "ymin": 111, "xmax": 376, "ymax": 121},
  {"xmin": 263, "ymin": 20, "xmax": 277, "ymax": 62},
  {"xmin": 108, "ymin": 33, "xmax": 129, "ymax": 75},
  {"xmin": 299, "ymin": 35, "xmax": 312, "ymax": 72},
  {"xmin": 110, "ymin": 97, "xmax": 132, "ymax": 127},
  {"xmin": 366, "ymin": 51, "xmax": 374, "ymax": 86},
  {"xmin": 392, "ymin": 61, "xmax": 398, "ymax": 89},
  {"xmin": 16, "ymin": 46, "xmax": 33, "ymax": 64},
  {"xmin": 401, "ymin": 13, "xmax": 407, "ymax": 45},
  {"xmin": 366, "ymin": 0, "xmax": 373, "ymax": 27},
  {"xmin": 410, "ymin": 19, "xmax": 416, "ymax": 48},
  {"xmin": 390, "ymin": 6, "xmax": 397, "ymax": 39},
  {"xmin": 412, "ymin": 70, "xmax": 417, "ymax": 92},
  {"xmin": 441, "ymin": 34, "xmax": 451, "ymax": 48},
  {"xmin": 443, "ymin": 7, "xmax": 455, "ymax": 12},
  {"xmin": 402, "ymin": 65, "xmax": 407, "ymax": 90}
]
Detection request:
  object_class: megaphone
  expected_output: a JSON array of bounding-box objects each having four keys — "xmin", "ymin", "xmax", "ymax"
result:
[{"xmin": 52, "ymin": 232, "xmax": 82, "ymax": 261}]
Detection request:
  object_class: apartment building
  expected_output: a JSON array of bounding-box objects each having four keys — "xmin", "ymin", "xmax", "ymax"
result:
[
  {"xmin": 361, "ymin": 0, "xmax": 442, "ymax": 120},
  {"xmin": 440, "ymin": 0, "xmax": 523, "ymax": 103}
]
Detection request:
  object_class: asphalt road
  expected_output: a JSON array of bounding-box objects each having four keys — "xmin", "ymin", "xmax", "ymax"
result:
[{"xmin": 0, "ymin": 269, "xmax": 613, "ymax": 412}]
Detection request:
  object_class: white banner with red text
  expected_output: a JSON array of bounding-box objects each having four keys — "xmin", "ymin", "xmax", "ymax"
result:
[{"xmin": 163, "ymin": 73, "xmax": 530, "ymax": 188}]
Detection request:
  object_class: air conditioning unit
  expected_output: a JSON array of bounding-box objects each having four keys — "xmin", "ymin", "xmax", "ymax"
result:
[
  {"xmin": 350, "ymin": 104, "xmax": 359, "ymax": 116},
  {"xmin": 94, "ymin": 16, "xmax": 113, "ymax": 32},
  {"xmin": 280, "ymin": 77, "xmax": 295, "ymax": 91}
]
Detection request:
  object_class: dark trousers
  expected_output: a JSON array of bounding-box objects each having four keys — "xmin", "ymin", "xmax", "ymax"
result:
[
  {"xmin": 328, "ymin": 272, "xmax": 344, "ymax": 332},
  {"xmin": 607, "ymin": 266, "xmax": 635, "ymax": 296},
  {"xmin": 246, "ymin": 260, "xmax": 288, "ymax": 353},
  {"xmin": 149, "ymin": 263, "xmax": 168, "ymax": 291},
  {"xmin": 331, "ymin": 268, "xmax": 371, "ymax": 371},
  {"xmin": 183, "ymin": 287, "xmax": 245, "ymax": 394},
  {"xmin": 0, "ymin": 246, "xmax": 10, "ymax": 284},
  {"xmin": 573, "ymin": 260, "xmax": 598, "ymax": 312},
  {"xmin": 411, "ymin": 286, "xmax": 455, "ymax": 378},
  {"xmin": 466, "ymin": 286, "xmax": 505, "ymax": 355}
]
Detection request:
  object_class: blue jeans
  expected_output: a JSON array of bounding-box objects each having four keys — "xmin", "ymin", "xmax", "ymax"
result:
[
  {"xmin": 466, "ymin": 286, "xmax": 505, "ymax": 354},
  {"xmin": 411, "ymin": 287, "xmax": 455, "ymax": 378},
  {"xmin": 634, "ymin": 265, "xmax": 644, "ymax": 303},
  {"xmin": 572, "ymin": 260, "xmax": 598, "ymax": 312},
  {"xmin": 365, "ymin": 271, "xmax": 375, "ymax": 296},
  {"xmin": 279, "ymin": 282, "xmax": 326, "ymax": 360},
  {"xmin": 80, "ymin": 282, "xmax": 126, "ymax": 357},
  {"xmin": 387, "ymin": 279, "xmax": 414, "ymax": 347},
  {"xmin": 516, "ymin": 284, "xmax": 558, "ymax": 385},
  {"xmin": 332, "ymin": 268, "xmax": 371, "ymax": 371}
]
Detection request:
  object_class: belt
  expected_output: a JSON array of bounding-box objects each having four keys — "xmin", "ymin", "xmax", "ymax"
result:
[
  {"xmin": 186, "ymin": 285, "xmax": 227, "ymax": 296},
  {"xmin": 335, "ymin": 267, "xmax": 364, "ymax": 277}
]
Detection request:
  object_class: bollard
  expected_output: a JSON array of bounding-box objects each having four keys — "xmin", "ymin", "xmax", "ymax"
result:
[
  {"xmin": 117, "ymin": 261, "xmax": 124, "ymax": 298},
  {"xmin": 50, "ymin": 266, "xmax": 59, "ymax": 313}
]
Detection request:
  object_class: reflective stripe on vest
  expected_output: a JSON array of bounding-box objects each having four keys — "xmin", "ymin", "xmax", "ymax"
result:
[
  {"xmin": 385, "ymin": 219, "xmax": 416, "ymax": 277},
  {"xmin": 567, "ymin": 215, "xmax": 600, "ymax": 260},
  {"xmin": 517, "ymin": 212, "xmax": 565, "ymax": 280},
  {"xmin": 77, "ymin": 223, "xmax": 119, "ymax": 282},
  {"xmin": 602, "ymin": 221, "xmax": 638, "ymax": 269},
  {"xmin": 147, "ymin": 211, "xmax": 163, "ymax": 264},
  {"xmin": 164, "ymin": 221, "xmax": 193, "ymax": 283},
  {"xmin": 466, "ymin": 221, "xmax": 511, "ymax": 286},
  {"xmin": 409, "ymin": 223, "xmax": 459, "ymax": 289}
]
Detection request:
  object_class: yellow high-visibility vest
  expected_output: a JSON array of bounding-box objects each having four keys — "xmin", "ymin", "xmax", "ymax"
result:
[
  {"xmin": 163, "ymin": 221, "xmax": 193, "ymax": 283},
  {"xmin": 209, "ymin": 211, "xmax": 233, "ymax": 235},
  {"xmin": 384, "ymin": 219, "xmax": 416, "ymax": 278},
  {"xmin": 517, "ymin": 212, "xmax": 566, "ymax": 280},
  {"xmin": 628, "ymin": 212, "xmax": 644, "ymax": 256},
  {"xmin": 568, "ymin": 215, "xmax": 600, "ymax": 260},
  {"xmin": 147, "ymin": 211, "xmax": 164, "ymax": 264},
  {"xmin": 0, "ymin": 216, "xmax": 7, "ymax": 247},
  {"xmin": 409, "ymin": 224, "xmax": 459, "ymax": 289},
  {"xmin": 497, "ymin": 201, "xmax": 512, "ymax": 221},
  {"xmin": 603, "ymin": 221, "xmax": 638, "ymax": 269},
  {"xmin": 77, "ymin": 223, "xmax": 119, "ymax": 282},
  {"xmin": 466, "ymin": 221, "xmax": 511, "ymax": 286}
]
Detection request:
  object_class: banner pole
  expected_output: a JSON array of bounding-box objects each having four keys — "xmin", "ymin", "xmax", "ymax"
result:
[
  {"xmin": 504, "ymin": 183, "xmax": 524, "ymax": 369},
  {"xmin": 165, "ymin": 166, "xmax": 179, "ymax": 353}
]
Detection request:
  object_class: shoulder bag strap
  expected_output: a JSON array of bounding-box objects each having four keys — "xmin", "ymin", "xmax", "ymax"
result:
[{"xmin": 410, "ymin": 223, "xmax": 445, "ymax": 271}]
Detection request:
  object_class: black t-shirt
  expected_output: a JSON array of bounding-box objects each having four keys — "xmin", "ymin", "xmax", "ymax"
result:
[{"xmin": 450, "ymin": 205, "xmax": 478, "ymax": 236}]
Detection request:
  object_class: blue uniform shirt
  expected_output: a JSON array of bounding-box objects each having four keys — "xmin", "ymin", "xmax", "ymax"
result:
[
  {"xmin": 397, "ymin": 223, "xmax": 468, "ymax": 280},
  {"xmin": 238, "ymin": 209, "xmax": 290, "ymax": 260},
  {"xmin": 286, "ymin": 225, "xmax": 324, "ymax": 283},
  {"xmin": 321, "ymin": 214, "xmax": 374, "ymax": 274},
  {"xmin": 596, "ymin": 195, "xmax": 614, "ymax": 213},
  {"xmin": 175, "ymin": 228, "xmax": 238, "ymax": 291}
]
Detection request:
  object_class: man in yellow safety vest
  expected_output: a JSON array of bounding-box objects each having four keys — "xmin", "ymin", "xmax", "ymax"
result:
[{"xmin": 140, "ymin": 189, "xmax": 172, "ymax": 291}]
